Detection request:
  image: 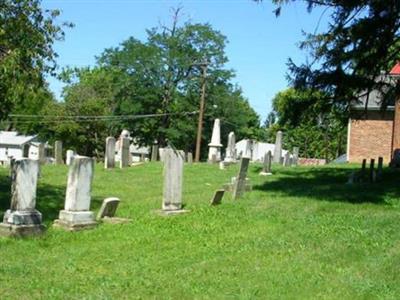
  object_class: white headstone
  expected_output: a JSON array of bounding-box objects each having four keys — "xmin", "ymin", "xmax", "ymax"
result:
[
  {"xmin": 105, "ymin": 137, "xmax": 116, "ymax": 169},
  {"xmin": 162, "ymin": 148, "xmax": 184, "ymax": 211},
  {"xmin": 208, "ymin": 119, "xmax": 222, "ymax": 162},
  {"xmin": 66, "ymin": 150, "xmax": 75, "ymax": 166},
  {"xmin": 273, "ymin": 131, "xmax": 283, "ymax": 163},
  {"xmin": 224, "ymin": 131, "xmax": 236, "ymax": 163},
  {"xmin": 120, "ymin": 138, "xmax": 130, "ymax": 168}
]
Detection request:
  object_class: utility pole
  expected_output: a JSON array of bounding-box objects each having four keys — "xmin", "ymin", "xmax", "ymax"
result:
[{"xmin": 195, "ymin": 61, "xmax": 208, "ymax": 162}]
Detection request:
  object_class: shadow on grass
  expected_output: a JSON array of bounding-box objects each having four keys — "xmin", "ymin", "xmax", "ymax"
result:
[
  {"xmin": 0, "ymin": 173, "xmax": 105, "ymax": 223},
  {"xmin": 253, "ymin": 166, "xmax": 400, "ymax": 204}
]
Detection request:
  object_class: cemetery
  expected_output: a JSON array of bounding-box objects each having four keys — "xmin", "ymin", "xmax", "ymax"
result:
[{"xmin": 2, "ymin": 0, "xmax": 400, "ymax": 298}]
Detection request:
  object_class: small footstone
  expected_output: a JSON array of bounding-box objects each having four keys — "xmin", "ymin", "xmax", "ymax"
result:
[{"xmin": 210, "ymin": 189, "xmax": 225, "ymax": 206}]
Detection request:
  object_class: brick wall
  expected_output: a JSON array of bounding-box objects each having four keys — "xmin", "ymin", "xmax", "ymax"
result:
[{"xmin": 348, "ymin": 111, "xmax": 394, "ymax": 163}]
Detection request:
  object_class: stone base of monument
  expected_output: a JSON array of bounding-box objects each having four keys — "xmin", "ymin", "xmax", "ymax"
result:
[
  {"xmin": 156, "ymin": 206, "xmax": 190, "ymax": 216},
  {"xmin": 0, "ymin": 210, "xmax": 46, "ymax": 237},
  {"xmin": 53, "ymin": 210, "xmax": 97, "ymax": 231},
  {"xmin": 223, "ymin": 177, "xmax": 252, "ymax": 192},
  {"xmin": 0, "ymin": 223, "xmax": 45, "ymax": 237},
  {"xmin": 259, "ymin": 171, "xmax": 272, "ymax": 176},
  {"xmin": 101, "ymin": 216, "xmax": 132, "ymax": 224}
]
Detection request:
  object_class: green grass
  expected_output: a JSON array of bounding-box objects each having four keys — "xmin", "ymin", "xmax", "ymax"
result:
[{"xmin": 1, "ymin": 162, "xmax": 400, "ymax": 299}]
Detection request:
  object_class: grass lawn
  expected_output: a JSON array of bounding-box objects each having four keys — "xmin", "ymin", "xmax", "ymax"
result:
[{"xmin": 1, "ymin": 162, "xmax": 400, "ymax": 299}]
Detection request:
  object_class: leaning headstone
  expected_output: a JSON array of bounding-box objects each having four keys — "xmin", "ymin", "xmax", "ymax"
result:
[
  {"xmin": 160, "ymin": 147, "xmax": 187, "ymax": 215},
  {"xmin": 96, "ymin": 197, "xmax": 130, "ymax": 223},
  {"xmin": 260, "ymin": 151, "xmax": 272, "ymax": 176},
  {"xmin": 104, "ymin": 137, "xmax": 116, "ymax": 169},
  {"xmin": 54, "ymin": 156, "xmax": 97, "ymax": 231},
  {"xmin": 244, "ymin": 139, "xmax": 252, "ymax": 159},
  {"xmin": 273, "ymin": 131, "xmax": 283, "ymax": 163},
  {"xmin": 54, "ymin": 140, "xmax": 63, "ymax": 165},
  {"xmin": 66, "ymin": 150, "xmax": 75, "ymax": 166},
  {"xmin": 208, "ymin": 118, "xmax": 222, "ymax": 162},
  {"xmin": 210, "ymin": 189, "xmax": 225, "ymax": 206},
  {"xmin": 283, "ymin": 152, "xmax": 291, "ymax": 167},
  {"xmin": 120, "ymin": 137, "xmax": 130, "ymax": 168},
  {"xmin": 232, "ymin": 157, "xmax": 251, "ymax": 200},
  {"xmin": 151, "ymin": 144, "xmax": 159, "ymax": 161},
  {"xmin": 0, "ymin": 159, "xmax": 45, "ymax": 237},
  {"xmin": 377, "ymin": 157, "xmax": 383, "ymax": 181},
  {"xmin": 292, "ymin": 147, "xmax": 299, "ymax": 166},
  {"xmin": 187, "ymin": 152, "xmax": 193, "ymax": 164},
  {"xmin": 224, "ymin": 131, "xmax": 236, "ymax": 163}
]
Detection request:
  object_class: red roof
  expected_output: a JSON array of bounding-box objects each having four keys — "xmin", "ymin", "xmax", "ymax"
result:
[{"xmin": 390, "ymin": 62, "xmax": 400, "ymax": 75}]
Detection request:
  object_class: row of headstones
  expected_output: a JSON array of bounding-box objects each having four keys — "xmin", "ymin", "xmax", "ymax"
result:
[
  {"xmin": 347, "ymin": 157, "xmax": 384, "ymax": 184},
  {"xmin": 0, "ymin": 146, "xmax": 249, "ymax": 237}
]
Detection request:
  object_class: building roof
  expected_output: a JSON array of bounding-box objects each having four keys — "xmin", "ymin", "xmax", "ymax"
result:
[
  {"xmin": 0, "ymin": 131, "xmax": 37, "ymax": 146},
  {"xmin": 351, "ymin": 75, "xmax": 396, "ymax": 111},
  {"xmin": 390, "ymin": 62, "xmax": 400, "ymax": 76}
]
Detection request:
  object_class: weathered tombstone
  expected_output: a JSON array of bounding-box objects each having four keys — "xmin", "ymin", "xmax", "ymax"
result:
[
  {"xmin": 208, "ymin": 118, "xmax": 222, "ymax": 162},
  {"xmin": 0, "ymin": 159, "xmax": 45, "ymax": 237},
  {"xmin": 187, "ymin": 152, "xmax": 193, "ymax": 164},
  {"xmin": 211, "ymin": 154, "xmax": 217, "ymax": 164},
  {"xmin": 97, "ymin": 197, "xmax": 130, "ymax": 224},
  {"xmin": 159, "ymin": 148, "xmax": 166, "ymax": 162},
  {"xmin": 273, "ymin": 131, "xmax": 283, "ymax": 163},
  {"xmin": 292, "ymin": 147, "xmax": 299, "ymax": 166},
  {"xmin": 369, "ymin": 158, "xmax": 375, "ymax": 183},
  {"xmin": 219, "ymin": 161, "xmax": 225, "ymax": 170},
  {"xmin": 54, "ymin": 156, "xmax": 97, "ymax": 231},
  {"xmin": 361, "ymin": 158, "xmax": 367, "ymax": 181},
  {"xmin": 120, "ymin": 137, "xmax": 130, "ymax": 168},
  {"xmin": 377, "ymin": 157, "xmax": 383, "ymax": 181},
  {"xmin": 232, "ymin": 157, "xmax": 250, "ymax": 200},
  {"xmin": 283, "ymin": 152, "xmax": 291, "ymax": 167},
  {"xmin": 260, "ymin": 151, "xmax": 272, "ymax": 176},
  {"xmin": 244, "ymin": 139, "xmax": 252, "ymax": 159},
  {"xmin": 54, "ymin": 140, "xmax": 63, "ymax": 165},
  {"xmin": 66, "ymin": 149, "xmax": 75, "ymax": 166},
  {"xmin": 160, "ymin": 147, "xmax": 187, "ymax": 214},
  {"xmin": 104, "ymin": 137, "xmax": 116, "ymax": 169},
  {"xmin": 224, "ymin": 131, "xmax": 236, "ymax": 163},
  {"xmin": 151, "ymin": 144, "xmax": 159, "ymax": 161},
  {"xmin": 210, "ymin": 189, "xmax": 225, "ymax": 206},
  {"xmin": 37, "ymin": 143, "xmax": 45, "ymax": 164}
]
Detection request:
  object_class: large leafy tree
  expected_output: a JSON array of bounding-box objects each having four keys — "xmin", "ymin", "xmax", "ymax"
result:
[
  {"xmin": 265, "ymin": 0, "xmax": 400, "ymax": 109},
  {"xmin": 0, "ymin": 0, "xmax": 70, "ymax": 121},
  {"xmin": 268, "ymin": 88, "xmax": 347, "ymax": 160}
]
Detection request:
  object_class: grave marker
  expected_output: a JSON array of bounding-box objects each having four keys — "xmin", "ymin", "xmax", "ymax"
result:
[
  {"xmin": 208, "ymin": 119, "xmax": 222, "ymax": 162},
  {"xmin": 104, "ymin": 137, "xmax": 116, "ymax": 169},
  {"xmin": 260, "ymin": 151, "xmax": 272, "ymax": 176},
  {"xmin": 232, "ymin": 157, "xmax": 250, "ymax": 200},
  {"xmin": 210, "ymin": 189, "xmax": 225, "ymax": 206},
  {"xmin": 54, "ymin": 140, "xmax": 63, "ymax": 165},
  {"xmin": 120, "ymin": 137, "xmax": 130, "ymax": 168},
  {"xmin": 273, "ymin": 131, "xmax": 283, "ymax": 163},
  {"xmin": 0, "ymin": 159, "xmax": 45, "ymax": 237},
  {"xmin": 292, "ymin": 147, "xmax": 299, "ymax": 166},
  {"xmin": 151, "ymin": 144, "xmax": 159, "ymax": 161},
  {"xmin": 66, "ymin": 149, "xmax": 75, "ymax": 166},
  {"xmin": 377, "ymin": 157, "xmax": 383, "ymax": 181}
]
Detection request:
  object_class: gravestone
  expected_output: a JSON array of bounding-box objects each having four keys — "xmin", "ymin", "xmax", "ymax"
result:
[
  {"xmin": 260, "ymin": 151, "xmax": 272, "ymax": 176},
  {"xmin": 37, "ymin": 143, "xmax": 45, "ymax": 164},
  {"xmin": 160, "ymin": 147, "xmax": 187, "ymax": 215},
  {"xmin": 104, "ymin": 137, "xmax": 116, "ymax": 169},
  {"xmin": 54, "ymin": 140, "xmax": 63, "ymax": 165},
  {"xmin": 151, "ymin": 144, "xmax": 159, "ymax": 161},
  {"xmin": 244, "ymin": 139, "xmax": 252, "ymax": 159},
  {"xmin": 54, "ymin": 156, "xmax": 97, "ymax": 231},
  {"xmin": 283, "ymin": 152, "xmax": 291, "ymax": 167},
  {"xmin": 159, "ymin": 148, "xmax": 166, "ymax": 162},
  {"xmin": 208, "ymin": 119, "xmax": 222, "ymax": 162},
  {"xmin": 0, "ymin": 159, "xmax": 45, "ymax": 237},
  {"xmin": 361, "ymin": 159, "xmax": 367, "ymax": 178},
  {"xmin": 232, "ymin": 157, "xmax": 250, "ymax": 200},
  {"xmin": 97, "ymin": 197, "xmax": 131, "ymax": 224},
  {"xmin": 66, "ymin": 150, "xmax": 75, "ymax": 166},
  {"xmin": 187, "ymin": 152, "xmax": 193, "ymax": 164},
  {"xmin": 210, "ymin": 189, "xmax": 225, "ymax": 206},
  {"xmin": 292, "ymin": 147, "xmax": 299, "ymax": 166},
  {"xmin": 369, "ymin": 158, "xmax": 376, "ymax": 183},
  {"xmin": 377, "ymin": 157, "xmax": 383, "ymax": 181},
  {"xmin": 273, "ymin": 131, "xmax": 283, "ymax": 163},
  {"xmin": 224, "ymin": 131, "xmax": 236, "ymax": 163},
  {"xmin": 120, "ymin": 137, "xmax": 130, "ymax": 168}
]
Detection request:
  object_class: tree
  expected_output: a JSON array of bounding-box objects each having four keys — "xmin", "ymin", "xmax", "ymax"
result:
[
  {"xmin": 0, "ymin": 0, "xmax": 70, "ymax": 121},
  {"xmin": 266, "ymin": 0, "xmax": 400, "ymax": 109},
  {"xmin": 268, "ymin": 88, "xmax": 347, "ymax": 160}
]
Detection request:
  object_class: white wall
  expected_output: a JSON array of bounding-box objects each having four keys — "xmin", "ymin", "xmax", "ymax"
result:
[{"xmin": 235, "ymin": 139, "xmax": 288, "ymax": 162}]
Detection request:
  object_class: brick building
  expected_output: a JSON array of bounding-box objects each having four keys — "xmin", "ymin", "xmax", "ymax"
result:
[{"xmin": 347, "ymin": 64, "xmax": 400, "ymax": 163}]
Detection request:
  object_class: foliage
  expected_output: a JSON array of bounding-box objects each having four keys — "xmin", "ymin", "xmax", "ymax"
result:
[
  {"xmin": 54, "ymin": 15, "xmax": 262, "ymax": 157},
  {"xmin": 0, "ymin": 0, "xmax": 70, "ymax": 121},
  {"xmin": 267, "ymin": 88, "xmax": 347, "ymax": 160},
  {"xmin": 1, "ymin": 163, "xmax": 400, "ymax": 298},
  {"xmin": 268, "ymin": 0, "xmax": 400, "ymax": 108}
]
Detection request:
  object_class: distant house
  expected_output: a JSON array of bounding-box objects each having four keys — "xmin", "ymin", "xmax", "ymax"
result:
[
  {"xmin": 347, "ymin": 64, "xmax": 400, "ymax": 163},
  {"xmin": 0, "ymin": 131, "xmax": 38, "ymax": 162}
]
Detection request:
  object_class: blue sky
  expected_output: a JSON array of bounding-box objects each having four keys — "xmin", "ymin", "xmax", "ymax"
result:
[{"xmin": 42, "ymin": 0, "xmax": 329, "ymax": 122}]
